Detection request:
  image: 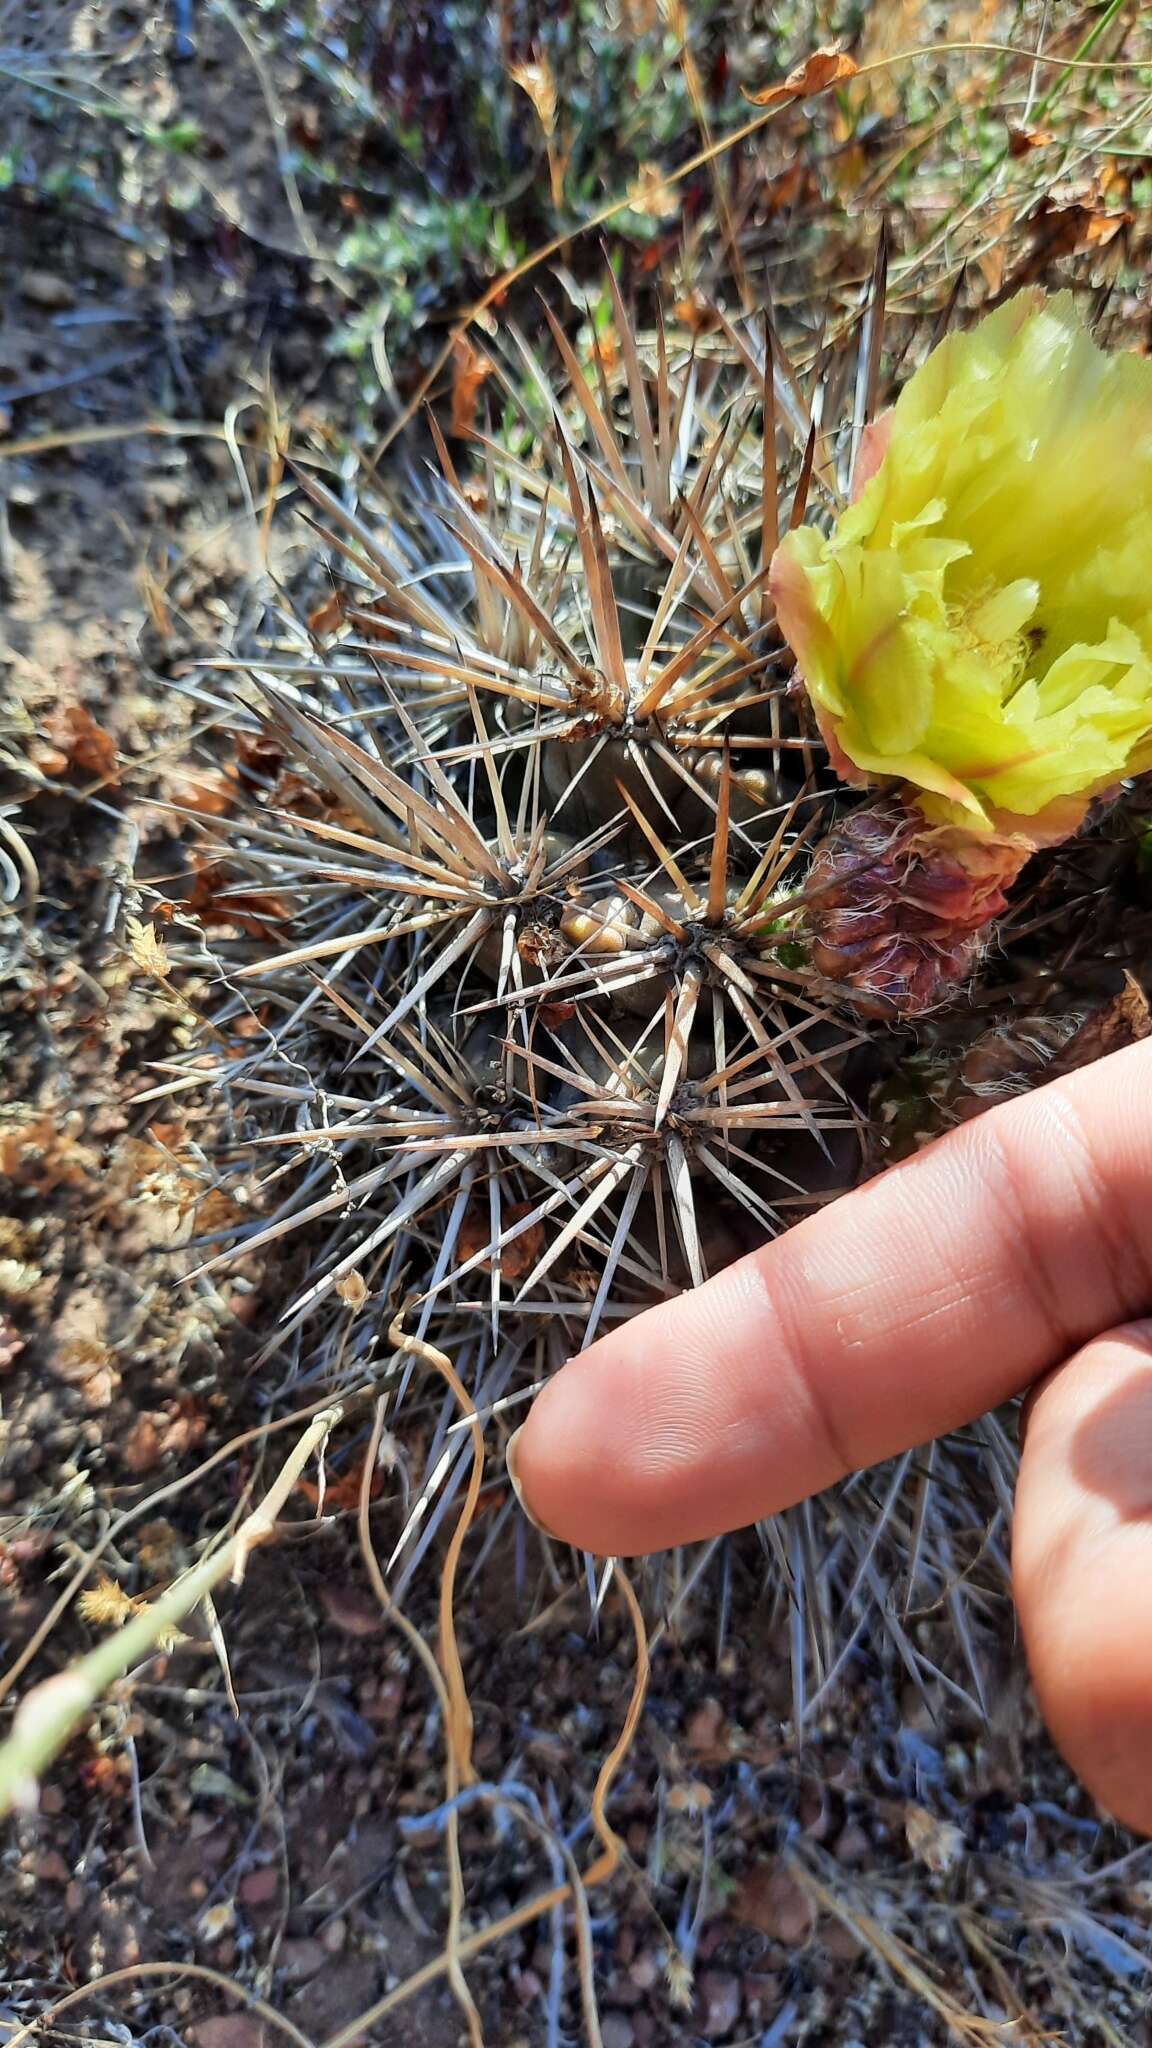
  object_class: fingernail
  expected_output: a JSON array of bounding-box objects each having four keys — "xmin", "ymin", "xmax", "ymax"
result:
[{"xmin": 506, "ymin": 1425, "xmax": 559, "ymax": 1539}]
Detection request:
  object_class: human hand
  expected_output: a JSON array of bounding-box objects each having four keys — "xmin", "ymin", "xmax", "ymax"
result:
[{"xmin": 509, "ymin": 1038, "xmax": 1152, "ymax": 1835}]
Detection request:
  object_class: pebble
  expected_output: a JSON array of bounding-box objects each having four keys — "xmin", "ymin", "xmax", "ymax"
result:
[
  {"xmin": 36, "ymin": 1850, "xmax": 71, "ymax": 1885},
  {"xmin": 189, "ymin": 2019, "xmax": 269, "ymax": 2048},
  {"xmin": 21, "ymin": 271, "xmax": 77, "ymax": 311},
  {"xmin": 238, "ymin": 1866, "xmax": 279, "ymax": 1908},
  {"xmin": 277, "ymin": 1936, "xmax": 327, "ymax": 1983},
  {"xmin": 696, "ymin": 1969, "xmax": 743, "ymax": 2039},
  {"xmin": 600, "ymin": 2016, "xmax": 635, "ymax": 2048},
  {"xmin": 834, "ymin": 1823, "xmax": 871, "ymax": 1866}
]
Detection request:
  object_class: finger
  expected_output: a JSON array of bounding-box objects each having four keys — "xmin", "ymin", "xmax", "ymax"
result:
[
  {"xmin": 511, "ymin": 1038, "xmax": 1152, "ymax": 1554},
  {"xmin": 1014, "ymin": 1320, "xmax": 1152, "ymax": 1835}
]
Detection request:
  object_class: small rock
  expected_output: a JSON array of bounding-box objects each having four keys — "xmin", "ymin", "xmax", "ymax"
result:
[
  {"xmin": 39, "ymin": 1785, "xmax": 65, "ymax": 1815},
  {"xmin": 189, "ymin": 2020, "xmax": 269, "ymax": 2048},
  {"xmin": 628, "ymin": 1951, "xmax": 659, "ymax": 1991},
  {"xmin": 319, "ymin": 1583, "xmax": 385, "ymax": 1637},
  {"xmin": 684, "ymin": 1697, "xmax": 725, "ymax": 1752},
  {"xmin": 822, "ymin": 1918, "xmax": 864, "ymax": 1961},
  {"xmin": 601, "ymin": 2016, "xmax": 634, "ymax": 2048},
  {"xmin": 695, "ymin": 1969, "xmax": 742, "ymax": 2040},
  {"xmin": 277, "ymin": 1937, "xmax": 327, "ymax": 1983},
  {"xmin": 36, "ymin": 1850, "xmax": 71, "ymax": 1884},
  {"xmin": 238, "ymin": 1866, "xmax": 279, "ymax": 1908},
  {"xmin": 321, "ymin": 1916, "xmax": 347, "ymax": 1955},
  {"xmin": 834, "ymin": 1823, "xmax": 870, "ymax": 1866},
  {"xmin": 21, "ymin": 271, "xmax": 76, "ymax": 311},
  {"xmin": 122, "ymin": 1415, "xmax": 162, "ymax": 1475}
]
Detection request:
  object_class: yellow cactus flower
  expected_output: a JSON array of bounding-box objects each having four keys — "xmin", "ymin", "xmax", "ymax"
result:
[{"xmin": 770, "ymin": 291, "xmax": 1152, "ymax": 838}]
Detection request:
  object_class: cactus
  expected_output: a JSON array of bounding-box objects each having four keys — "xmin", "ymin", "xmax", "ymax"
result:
[{"xmin": 172, "ymin": 281, "xmax": 1152, "ymax": 1713}]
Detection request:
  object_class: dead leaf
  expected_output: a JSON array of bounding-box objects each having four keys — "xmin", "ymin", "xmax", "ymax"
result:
[
  {"xmin": 307, "ymin": 591, "xmax": 346, "ymax": 639},
  {"xmin": 122, "ymin": 1415, "xmax": 162, "ymax": 1475},
  {"xmin": 673, "ymin": 292, "xmax": 722, "ymax": 336},
  {"xmin": 234, "ymin": 732, "xmax": 284, "ymax": 786},
  {"xmin": 170, "ymin": 772, "xmax": 234, "ymax": 816},
  {"xmin": 188, "ymin": 860, "xmax": 290, "ymax": 939},
  {"xmin": 510, "ymin": 55, "xmax": 557, "ymax": 136},
  {"xmin": 451, "ymin": 334, "xmax": 494, "ymax": 438},
  {"xmin": 732, "ymin": 1862, "xmax": 815, "ymax": 1946},
  {"xmin": 158, "ymin": 1397, "xmax": 209, "ymax": 1458},
  {"xmin": 744, "ymin": 45, "xmax": 858, "ymax": 108},
  {"xmin": 337, "ymin": 1270, "xmax": 369, "ymax": 1310},
  {"xmin": 194, "ymin": 1187, "xmax": 249, "ymax": 1235},
  {"xmin": 297, "ymin": 1449, "xmax": 386, "ymax": 1513},
  {"xmin": 40, "ymin": 704, "xmax": 119, "ymax": 783},
  {"xmin": 1048, "ymin": 972, "xmax": 1151, "ymax": 1077},
  {"xmin": 458, "ymin": 1196, "xmax": 544, "ymax": 1282},
  {"xmin": 1007, "ymin": 123, "xmax": 1055, "ymax": 157}
]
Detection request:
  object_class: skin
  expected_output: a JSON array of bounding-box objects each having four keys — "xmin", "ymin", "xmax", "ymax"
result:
[{"xmin": 510, "ymin": 1038, "xmax": 1152, "ymax": 1835}]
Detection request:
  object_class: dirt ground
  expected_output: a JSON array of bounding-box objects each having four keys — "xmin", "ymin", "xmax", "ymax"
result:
[{"xmin": 5, "ymin": 6, "xmax": 1152, "ymax": 2044}]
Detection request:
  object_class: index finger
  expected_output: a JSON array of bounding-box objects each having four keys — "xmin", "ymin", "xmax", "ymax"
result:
[{"xmin": 511, "ymin": 1039, "xmax": 1152, "ymax": 1554}]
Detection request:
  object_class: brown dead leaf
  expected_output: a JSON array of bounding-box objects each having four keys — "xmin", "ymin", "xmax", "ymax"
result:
[
  {"xmin": 458, "ymin": 1196, "xmax": 543, "ymax": 1282},
  {"xmin": 194, "ymin": 1187, "xmax": 248, "ymax": 1235},
  {"xmin": 0, "ymin": 1115, "xmax": 94, "ymax": 1191},
  {"xmin": 41, "ymin": 704, "xmax": 119, "ymax": 783},
  {"xmin": 122, "ymin": 1414, "xmax": 162, "ymax": 1475},
  {"xmin": 744, "ymin": 45, "xmax": 858, "ymax": 108},
  {"xmin": 1048, "ymin": 972, "xmax": 1151, "ymax": 1077},
  {"xmin": 732, "ymin": 1862, "xmax": 815, "ymax": 1947},
  {"xmin": 149, "ymin": 1120, "xmax": 187, "ymax": 1153},
  {"xmin": 297, "ymin": 1449, "xmax": 386, "ymax": 1513},
  {"xmin": 673, "ymin": 292, "xmax": 722, "ymax": 337},
  {"xmin": 1007, "ymin": 123, "xmax": 1055, "ymax": 157},
  {"xmin": 307, "ymin": 591, "xmax": 346, "ymax": 639},
  {"xmin": 234, "ymin": 732, "xmax": 284, "ymax": 787},
  {"xmin": 188, "ymin": 860, "xmax": 291, "ymax": 939},
  {"xmin": 451, "ymin": 334, "xmax": 494, "ymax": 438},
  {"xmin": 169, "ymin": 772, "xmax": 234, "ymax": 817},
  {"xmin": 158, "ymin": 1397, "xmax": 210, "ymax": 1459}
]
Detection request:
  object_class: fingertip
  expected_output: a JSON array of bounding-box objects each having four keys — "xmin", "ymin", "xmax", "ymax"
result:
[{"xmin": 1014, "ymin": 1322, "xmax": 1152, "ymax": 1836}]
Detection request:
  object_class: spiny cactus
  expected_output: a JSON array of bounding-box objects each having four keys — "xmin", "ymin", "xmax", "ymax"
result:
[{"xmin": 163, "ymin": 278, "xmax": 1152, "ymax": 1714}]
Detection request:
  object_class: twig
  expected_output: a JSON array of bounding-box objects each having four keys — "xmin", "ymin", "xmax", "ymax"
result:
[{"xmin": 0, "ymin": 1407, "xmax": 340, "ymax": 1818}]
